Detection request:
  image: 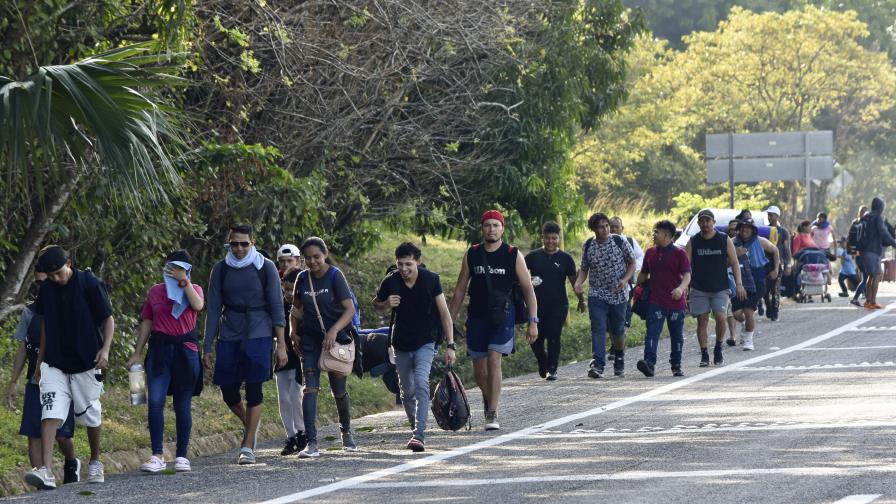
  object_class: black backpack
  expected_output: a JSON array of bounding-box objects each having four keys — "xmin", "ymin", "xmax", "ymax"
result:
[{"xmin": 430, "ymin": 368, "xmax": 471, "ymax": 431}]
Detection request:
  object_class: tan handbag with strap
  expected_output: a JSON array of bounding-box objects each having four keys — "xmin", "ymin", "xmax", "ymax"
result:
[{"xmin": 308, "ymin": 271, "xmax": 354, "ymax": 377}]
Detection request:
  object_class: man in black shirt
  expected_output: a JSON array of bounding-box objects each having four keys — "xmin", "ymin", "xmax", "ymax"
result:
[
  {"xmin": 449, "ymin": 210, "xmax": 538, "ymax": 431},
  {"xmin": 28, "ymin": 246, "xmax": 114, "ymax": 489},
  {"xmin": 525, "ymin": 221, "xmax": 580, "ymax": 380},
  {"xmin": 375, "ymin": 242, "xmax": 455, "ymax": 452}
]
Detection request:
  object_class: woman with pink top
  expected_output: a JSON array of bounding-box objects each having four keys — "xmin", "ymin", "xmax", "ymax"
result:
[
  {"xmin": 811, "ymin": 212, "xmax": 835, "ymax": 252},
  {"xmin": 128, "ymin": 250, "xmax": 205, "ymax": 473},
  {"xmin": 792, "ymin": 220, "xmax": 818, "ymax": 256}
]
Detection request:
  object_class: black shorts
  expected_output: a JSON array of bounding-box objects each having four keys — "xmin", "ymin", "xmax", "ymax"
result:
[{"xmin": 731, "ymin": 290, "xmax": 759, "ymax": 312}]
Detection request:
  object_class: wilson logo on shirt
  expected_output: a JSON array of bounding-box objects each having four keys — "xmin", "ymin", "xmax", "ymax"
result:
[{"xmin": 473, "ymin": 265, "xmax": 507, "ymax": 275}]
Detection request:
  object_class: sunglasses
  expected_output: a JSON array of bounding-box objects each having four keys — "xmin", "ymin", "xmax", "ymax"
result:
[{"xmin": 229, "ymin": 241, "xmax": 251, "ymax": 248}]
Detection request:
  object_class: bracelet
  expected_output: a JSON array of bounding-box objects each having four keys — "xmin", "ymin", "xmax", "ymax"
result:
[{"xmin": 446, "ymin": 342, "xmax": 457, "ymax": 350}]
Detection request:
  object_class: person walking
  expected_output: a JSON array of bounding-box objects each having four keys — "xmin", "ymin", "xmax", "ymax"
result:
[
  {"xmin": 811, "ymin": 212, "xmax": 835, "ymax": 254},
  {"xmin": 792, "ymin": 221, "xmax": 818, "ymax": 257},
  {"xmin": 525, "ymin": 221, "xmax": 579, "ymax": 381},
  {"xmin": 609, "ymin": 216, "xmax": 645, "ymax": 329},
  {"xmin": 449, "ymin": 210, "xmax": 538, "ymax": 431},
  {"xmin": 728, "ymin": 221, "xmax": 759, "ymax": 350},
  {"xmin": 290, "ymin": 237, "xmax": 358, "ymax": 457},
  {"xmin": 375, "ymin": 242, "xmax": 455, "ymax": 452},
  {"xmin": 277, "ymin": 244, "xmax": 302, "ymax": 277},
  {"xmin": 764, "ymin": 206, "xmax": 792, "ymax": 321},
  {"xmin": 204, "ymin": 225, "xmax": 288, "ymax": 465},
  {"xmin": 857, "ymin": 198, "xmax": 896, "ymax": 309},
  {"xmin": 635, "ymin": 221, "xmax": 691, "ymax": 378},
  {"xmin": 849, "ymin": 206, "xmax": 870, "ymax": 306},
  {"xmin": 26, "ymin": 246, "xmax": 113, "ymax": 489},
  {"xmin": 685, "ymin": 210, "xmax": 745, "ymax": 367},
  {"xmin": 574, "ymin": 213, "xmax": 636, "ymax": 378},
  {"xmin": 733, "ymin": 220, "xmax": 780, "ymax": 351},
  {"xmin": 128, "ymin": 250, "xmax": 204, "ymax": 473},
  {"xmin": 276, "ymin": 268, "xmax": 306, "ymax": 456},
  {"xmin": 8, "ymin": 267, "xmax": 79, "ymax": 485}
]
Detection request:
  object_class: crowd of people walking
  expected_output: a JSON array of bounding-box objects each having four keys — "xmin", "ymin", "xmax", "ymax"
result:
[{"xmin": 9, "ymin": 198, "xmax": 895, "ymax": 490}]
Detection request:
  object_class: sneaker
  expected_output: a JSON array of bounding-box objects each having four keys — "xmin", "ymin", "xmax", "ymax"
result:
[
  {"xmin": 280, "ymin": 436, "xmax": 299, "ymax": 456},
  {"xmin": 713, "ymin": 345, "xmax": 724, "ymax": 366},
  {"xmin": 174, "ymin": 457, "xmax": 191, "ymax": 472},
  {"xmin": 838, "ymin": 292, "xmax": 849, "ymax": 297},
  {"xmin": 613, "ymin": 358, "xmax": 624, "ymax": 377},
  {"xmin": 341, "ymin": 430, "xmax": 358, "ymax": 452},
  {"xmin": 484, "ymin": 411, "xmax": 500, "ymax": 431},
  {"xmin": 140, "ymin": 455, "xmax": 167, "ymax": 473},
  {"xmin": 87, "ymin": 460, "xmax": 104, "ymax": 484},
  {"xmin": 298, "ymin": 441, "xmax": 320, "ymax": 458},
  {"xmin": 237, "ymin": 447, "xmax": 256, "ymax": 465},
  {"xmin": 406, "ymin": 437, "xmax": 425, "ymax": 452},
  {"xmin": 25, "ymin": 467, "xmax": 56, "ymax": 490},
  {"xmin": 63, "ymin": 458, "xmax": 81, "ymax": 484},
  {"xmin": 672, "ymin": 368, "xmax": 684, "ymax": 377},
  {"xmin": 850, "ymin": 299, "xmax": 862, "ymax": 307},
  {"xmin": 545, "ymin": 372, "xmax": 557, "ymax": 381},
  {"xmin": 699, "ymin": 350, "xmax": 710, "ymax": 367},
  {"xmin": 608, "ymin": 349, "xmax": 616, "ymax": 362},
  {"xmin": 636, "ymin": 360, "xmax": 655, "ymax": 377},
  {"xmin": 726, "ymin": 338, "xmax": 737, "ymax": 347},
  {"xmin": 742, "ymin": 334, "xmax": 754, "ymax": 351},
  {"xmin": 295, "ymin": 431, "xmax": 308, "ymax": 452},
  {"xmin": 587, "ymin": 361, "xmax": 604, "ymax": 379},
  {"xmin": 538, "ymin": 367, "xmax": 547, "ymax": 379}
]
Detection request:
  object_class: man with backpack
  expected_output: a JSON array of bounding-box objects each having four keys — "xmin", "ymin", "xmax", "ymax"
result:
[
  {"xmin": 374, "ymin": 242, "xmax": 455, "ymax": 451},
  {"xmin": 574, "ymin": 213, "xmax": 636, "ymax": 378},
  {"xmin": 685, "ymin": 210, "xmax": 745, "ymax": 367},
  {"xmin": 610, "ymin": 217, "xmax": 644, "ymax": 329},
  {"xmin": 764, "ymin": 206, "xmax": 791, "ymax": 321},
  {"xmin": 449, "ymin": 210, "xmax": 538, "ymax": 431},
  {"xmin": 855, "ymin": 198, "xmax": 896, "ymax": 309},
  {"xmin": 204, "ymin": 224, "xmax": 288, "ymax": 465},
  {"xmin": 525, "ymin": 221, "xmax": 579, "ymax": 381}
]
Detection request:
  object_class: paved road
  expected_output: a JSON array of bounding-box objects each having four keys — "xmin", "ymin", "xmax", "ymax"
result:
[{"xmin": 8, "ymin": 288, "xmax": 896, "ymax": 504}]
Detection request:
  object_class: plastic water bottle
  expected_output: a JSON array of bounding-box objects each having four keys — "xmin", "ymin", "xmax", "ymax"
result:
[{"xmin": 129, "ymin": 363, "xmax": 146, "ymax": 406}]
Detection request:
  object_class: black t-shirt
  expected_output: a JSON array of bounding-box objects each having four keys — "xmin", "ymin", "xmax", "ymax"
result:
[
  {"xmin": 34, "ymin": 270, "xmax": 113, "ymax": 374},
  {"xmin": 689, "ymin": 232, "xmax": 730, "ymax": 293},
  {"xmin": 376, "ymin": 268, "xmax": 443, "ymax": 352},
  {"xmin": 295, "ymin": 266, "xmax": 352, "ymax": 342},
  {"xmin": 466, "ymin": 243, "xmax": 518, "ymax": 319},
  {"xmin": 525, "ymin": 248, "xmax": 575, "ymax": 316}
]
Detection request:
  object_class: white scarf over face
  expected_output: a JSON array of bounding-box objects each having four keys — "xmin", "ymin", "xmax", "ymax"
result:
[{"xmin": 225, "ymin": 245, "xmax": 264, "ymax": 270}]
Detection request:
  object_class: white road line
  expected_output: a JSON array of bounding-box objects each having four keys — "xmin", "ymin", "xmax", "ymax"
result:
[
  {"xmin": 525, "ymin": 420, "xmax": 896, "ymax": 439},
  {"xmin": 834, "ymin": 495, "xmax": 882, "ymax": 504},
  {"xmin": 738, "ymin": 362, "xmax": 896, "ymax": 371},
  {"xmin": 797, "ymin": 346, "xmax": 896, "ymax": 351},
  {"xmin": 352, "ymin": 465, "xmax": 896, "ymax": 489},
  {"xmin": 848, "ymin": 326, "xmax": 896, "ymax": 331},
  {"xmin": 256, "ymin": 305, "xmax": 892, "ymax": 504}
]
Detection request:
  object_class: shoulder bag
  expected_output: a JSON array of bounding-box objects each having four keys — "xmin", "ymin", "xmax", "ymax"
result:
[{"xmin": 308, "ymin": 271, "xmax": 354, "ymax": 377}]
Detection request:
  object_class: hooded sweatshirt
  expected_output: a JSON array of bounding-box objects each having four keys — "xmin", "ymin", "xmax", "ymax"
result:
[{"xmin": 863, "ymin": 197, "xmax": 896, "ymax": 256}]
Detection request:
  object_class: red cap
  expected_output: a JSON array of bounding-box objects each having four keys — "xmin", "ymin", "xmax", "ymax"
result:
[{"xmin": 481, "ymin": 210, "xmax": 505, "ymax": 225}]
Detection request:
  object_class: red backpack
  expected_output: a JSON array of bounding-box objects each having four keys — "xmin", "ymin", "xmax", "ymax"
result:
[{"xmin": 430, "ymin": 368, "xmax": 471, "ymax": 431}]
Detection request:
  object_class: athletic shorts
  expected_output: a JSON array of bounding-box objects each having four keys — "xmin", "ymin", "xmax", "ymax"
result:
[
  {"xmin": 731, "ymin": 290, "xmax": 759, "ymax": 312},
  {"xmin": 466, "ymin": 309, "xmax": 516, "ymax": 360},
  {"xmin": 213, "ymin": 337, "xmax": 273, "ymax": 386},
  {"xmin": 863, "ymin": 252, "xmax": 882, "ymax": 275},
  {"xmin": 689, "ymin": 289, "xmax": 730, "ymax": 316},
  {"xmin": 39, "ymin": 363, "xmax": 103, "ymax": 428},
  {"xmin": 20, "ymin": 382, "xmax": 74, "ymax": 438}
]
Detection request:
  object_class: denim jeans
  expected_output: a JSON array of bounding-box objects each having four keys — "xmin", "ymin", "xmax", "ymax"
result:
[
  {"xmin": 394, "ymin": 342, "xmax": 437, "ymax": 440},
  {"xmin": 146, "ymin": 345, "xmax": 199, "ymax": 458},
  {"xmin": 643, "ymin": 303, "xmax": 686, "ymax": 369},
  {"xmin": 588, "ymin": 297, "xmax": 628, "ymax": 367},
  {"xmin": 301, "ymin": 339, "xmax": 350, "ymax": 443}
]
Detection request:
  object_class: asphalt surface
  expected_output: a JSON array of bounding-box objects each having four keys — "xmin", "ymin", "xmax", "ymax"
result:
[{"xmin": 8, "ymin": 286, "xmax": 896, "ymax": 504}]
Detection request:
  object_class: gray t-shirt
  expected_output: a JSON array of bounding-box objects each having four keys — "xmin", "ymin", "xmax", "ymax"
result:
[{"xmin": 295, "ymin": 266, "xmax": 353, "ymax": 342}]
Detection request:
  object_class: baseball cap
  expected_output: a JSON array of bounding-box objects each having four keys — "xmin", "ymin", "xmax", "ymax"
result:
[
  {"xmin": 277, "ymin": 244, "xmax": 300, "ymax": 259},
  {"xmin": 697, "ymin": 209, "xmax": 715, "ymax": 220},
  {"xmin": 37, "ymin": 246, "xmax": 68, "ymax": 273},
  {"xmin": 765, "ymin": 205, "xmax": 781, "ymax": 216}
]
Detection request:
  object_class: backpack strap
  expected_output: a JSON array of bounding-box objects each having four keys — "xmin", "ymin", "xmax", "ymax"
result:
[{"xmin": 219, "ymin": 260, "xmax": 269, "ymax": 313}]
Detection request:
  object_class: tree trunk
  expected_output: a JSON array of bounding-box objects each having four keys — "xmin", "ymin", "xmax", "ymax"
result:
[{"xmin": 0, "ymin": 175, "xmax": 79, "ymax": 324}]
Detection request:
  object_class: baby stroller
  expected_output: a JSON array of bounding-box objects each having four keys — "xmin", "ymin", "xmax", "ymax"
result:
[{"xmin": 794, "ymin": 249, "xmax": 832, "ymax": 303}]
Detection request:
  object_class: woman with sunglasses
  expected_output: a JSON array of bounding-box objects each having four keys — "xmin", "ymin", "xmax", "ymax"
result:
[
  {"xmin": 128, "ymin": 250, "xmax": 204, "ymax": 473},
  {"xmin": 204, "ymin": 225, "xmax": 288, "ymax": 465},
  {"xmin": 289, "ymin": 237, "xmax": 357, "ymax": 458}
]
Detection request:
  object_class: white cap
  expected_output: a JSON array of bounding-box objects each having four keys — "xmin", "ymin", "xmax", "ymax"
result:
[
  {"xmin": 277, "ymin": 244, "xmax": 300, "ymax": 258},
  {"xmin": 765, "ymin": 205, "xmax": 781, "ymax": 216}
]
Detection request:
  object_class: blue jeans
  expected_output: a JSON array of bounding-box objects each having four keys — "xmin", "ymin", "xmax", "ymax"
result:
[
  {"xmin": 588, "ymin": 297, "xmax": 627, "ymax": 367},
  {"xmin": 394, "ymin": 343, "xmax": 437, "ymax": 440},
  {"xmin": 301, "ymin": 338, "xmax": 350, "ymax": 443},
  {"xmin": 643, "ymin": 303, "xmax": 686, "ymax": 369},
  {"xmin": 146, "ymin": 345, "xmax": 199, "ymax": 458}
]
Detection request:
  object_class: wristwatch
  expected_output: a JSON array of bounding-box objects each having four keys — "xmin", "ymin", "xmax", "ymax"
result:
[
  {"xmin": 446, "ymin": 342, "xmax": 457, "ymax": 350},
  {"xmin": 528, "ymin": 316, "xmax": 540, "ymax": 324}
]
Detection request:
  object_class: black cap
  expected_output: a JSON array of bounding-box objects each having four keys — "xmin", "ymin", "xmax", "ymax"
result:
[
  {"xmin": 37, "ymin": 246, "xmax": 68, "ymax": 273},
  {"xmin": 737, "ymin": 218, "xmax": 758, "ymax": 233},
  {"xmin": 697, "ymin": 209, "xmax": 715, "ymax": 220}
]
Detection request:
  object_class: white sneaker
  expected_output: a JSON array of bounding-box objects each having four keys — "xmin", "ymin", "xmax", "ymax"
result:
[
  {"xmin": 174, "ymin": 457, "xmax": 191, "ymax": 472},
  {"xmin": 484, "ymin": 411, "xmax": 500, "ymax": 431},
  {"xmin": 742, "ymin": 335, "xmax": 754, "ymax": 351},
  {"xmin": 25, "ymin": 466, "xmax": 56, "ymax": 489},
  {"xmin": 298, "ymin": 441, "xmax": 320, "ymax": 458},
  {"xmin": 87, "ymin": 460, "xmax": 104, "ymax": 483},
  {"xmin": 140, "ymin": 455, "xmax": 166, "ymax": 473}
]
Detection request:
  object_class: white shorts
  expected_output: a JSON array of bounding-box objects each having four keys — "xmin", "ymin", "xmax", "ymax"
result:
[{"xmin": 39, "ymin": 363, "xmax": 104, "ymax": 428}]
